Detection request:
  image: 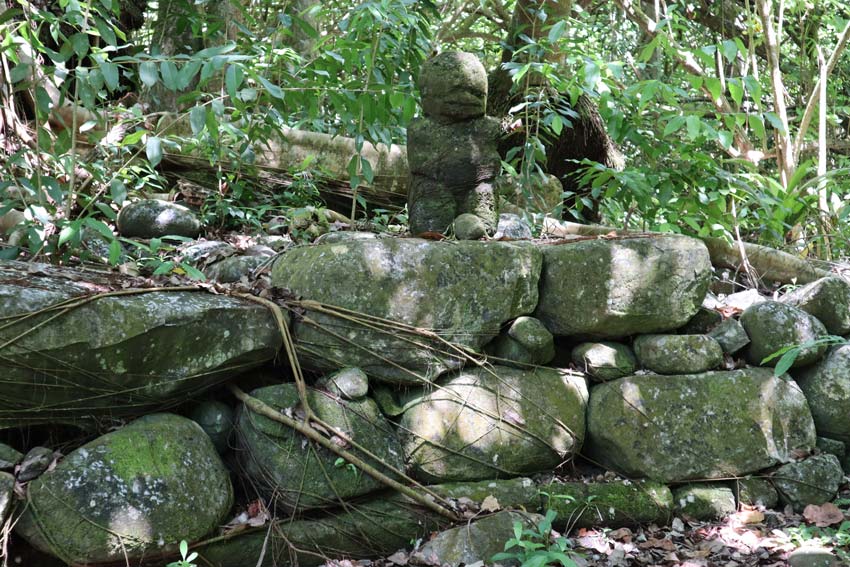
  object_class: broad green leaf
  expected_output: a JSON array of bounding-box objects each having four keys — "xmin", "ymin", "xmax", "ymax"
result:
[
  {"xmin": 704, "ymin": 77, "xmax": 722, "ymax": 102},
  {"xmin": 58, "ymin": 223, "xmax": 79, "ymax": 246},
  {"xmin": 108, "ymin": 239, "xmax": 122, "ymax": 265},
  {"xmin": 225, "ymin": 65, "xmax": 242, "ymax": 100},
  {"xmin": 189, "ymin": 105, "xmax": 206, "ymax": 136},
  {"xmin": 139, "ymin": 61, "xmax": 158, "ymax": 87},
  {"xmin": 773, "ymin": 349, "xmax": 798, "ymax": 376},
  {"xmin": 664, "ymin": 115, "xmax": 686, "ymax": 137},
  {"xmin": 100, "ymin": 61, "xmax": 119, "ymax": 91},
  {"xmin": 720, "ymin": 39, "xmax": 737, "ymax": 61},
  {"xmin": 728, "ymin": 79, "xmax": 743, "ymax": 108},
  {"xmin": 146, "ymin": 136, "xmax": 162, "ymax": 167},
  {"xmin": 686, "ymin": 115, "xmax": 701, "ymax": 140},
  {"xmin": 548, "ymin": 20, "xmax": 567, "ymax": 44},
  {"xmin": 84, "ymin": 218, "xmax": 115, "ymax": 239},
  {"xmin": 717, "ymin": 130, "xmax": 733, "ymax": 149},
  {"xmin": 152, "ymin": 261, "xmax": 174, "ymax": 276},
  {"xmin": 160, "ymin": 61, "xmax": 179, "ymax": 90},
  {"xmin": 764, "ymin": 112, "xmax": 786, "ymax": 134},
  {"xmin": 70, "ymin": 33, "xmax": 89, "ymax": 57},
  {"xmin": 257, "ymin": 75, "xmax": 283, "ymax": 100}
]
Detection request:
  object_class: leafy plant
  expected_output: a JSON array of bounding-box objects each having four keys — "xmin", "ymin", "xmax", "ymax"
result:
[
  {"xmin": 166, "ymin": 540, "xmax": 198, "ymax": 567},
  {"xmin": 785, "ymin": 520, "xmax": 850, "ymax": 562},
  {"xmin": 492, "ymin": 510, "xmax": 581, "ymax": 567},
  {"xmin": 761, "ymin": 335, "xmax": 846, "ymax": 376}
]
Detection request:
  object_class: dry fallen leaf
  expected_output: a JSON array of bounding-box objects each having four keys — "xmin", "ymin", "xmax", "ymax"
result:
[
  {"xmin": 803, "ymin": 502, "xmax": 845, "ymax": 527},
  {"xmin": 736, "ymin": 508, "xmax": 765, "ymax": 525},
  {"xmin": 480, "ymin": 495, "xmax": 501, "ymax": 513}
]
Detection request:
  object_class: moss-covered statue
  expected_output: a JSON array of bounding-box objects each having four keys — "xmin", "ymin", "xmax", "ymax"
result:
[{"xmin": 407, "ymin": 51, "xmax": 500, "ymax": 239}]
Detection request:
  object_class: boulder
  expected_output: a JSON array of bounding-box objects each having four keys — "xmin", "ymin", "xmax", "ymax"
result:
[
  {"xmin": 494, "ymin": 213, "xmax": 534, "ymax": 240},
  {"xmin": 179, "ymin": 240, "xmax": 235, "ymax": 265},
  {"xmin": 195, "ymin": 494, "xmax": 448, "ymax": 567},
  {"xmin": 586, "ymin": 369, "xmax": 816, "ymax": 483},
  {"xmin": 316, "ymin": 367, "xmax": 370, "ymax": 400},
  {"xmin": 535, "ymin": 236, "xmax": 711, "ymax": 338},
  {"xmin": 15, "ymin": 414, "xmax": 233, "ymax": 565},
  {"xmin": 540, "ymin": 480, "xmax": 673, "ymax": 529},
  {"xmin": 430, "ymin": 477, "xmax": 538, "ymax": 510},
  {"xmin": 708, "ymin": 317, "xmax": 750, "ymax": 354},
  {"xmin": 794, "ymin": 345, "xmax": 850, "ymax": 445},
  {"xmin": 453, "ymin": 213, "xmax": 488, "ymax": 240},
  {"xmin": 116, "ymin": 199, "xmax": 202, "ymax": 238},
  {"xmin": 419, "ymin": 51, "xmax": 487, "ymax": 121},
  {"xmin": 0, "ymin": 260, "xmax": 281, "ymax": 428},
  {"xmin": 633, "ymin": 334, "xmax": 723, "ymax": 374},
  {"xmin": 787, "ymin": 547, "xmax": 841, "ymax": 567},
  {"xmin": 236, "ymin": 384, "xmax": 404, "ymax": 511},
  {"xmin": 741, "ymin": 301, "xmax": 827, "ymax": 368},
  {"xmin": 16, "ymin": 447, "xmax": 54, "ymax": 482},
  {"xmin": 571, "ymin": 342, "xmax": 636, "ymax": 382},
  {"xmin": 773, "ymin": 454, "xmax": 844, "ymax": 512},
  {"xmin": 188, "ymin": 400, "xmax": 235, "ymax": 454},
  {"xmin": 816, "ymin": 437, "xmax": 846, "ymax": 462},
  {"xmin": 271, "ymin": 239, "xmax": 541, "ymax": 384},
  {"xmin": 417, "ymin": 511, "xmax": 543, "ymax": 567},
  {"xmin": 734, "ymin": 477, "xmax": 779, "ymax": 508},
  {"xmin": 205, "ymin": 256, "xmax": 265, "ymax": 282},
  {"xmin": 673, "ymin": 484, "xmax": 736, "ymax": 520},
  {"xmin": 679, "ymin": 307, "xmax": 722, "ymax": 334},
  {"xmin": 485, "ymin": 316, "xmax": 555, "ymax": 366},
  {"xmin": 0, "ymin": 471, "xmax": 13, "ymax": 528},
  {"xmin": 401, "ymin": 366, "xmax": 587, "ymax": 482},
  {"xmin": 780, "ymin": 277, "xmax": 850, "ymax": 335},
  {"xmin": 0, "ymin": 443, "xmax": 22, "ymax": 470}
]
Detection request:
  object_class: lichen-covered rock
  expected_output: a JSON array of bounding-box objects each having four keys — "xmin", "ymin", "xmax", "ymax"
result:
[
  {"xmin": 485, "ymin": 316, "xmax": 555, "ymax": 366},
  {"xmin": 0, "ymin": 472, "xmax": 13, "ymax": 528},
  {"xmin": 633, "ymin": 334, "xmax": 723, "ymax": 374},
  {"xmin": 679, "ymin": 307, "xmax": 722, "ymax": 334},
  {"xmin": 708, "ymin": 317, "xmax": 750, "ymax": 354},
  {"xmin": 0, "ymin": 443, "xmax": 22, "ymax": 470},
  {"xmin": 673, "ymin": 484, "xmax": 736, "ymax": 520},
  {"xmin": 418, "ymin": 51, "xmax": 487, "ymax": 121},
  {"xmin": 205, "ymin": 256, "xmax": 265, "ymax": 282},
  {"xmin": 271, "ymin": 239, "xmax": 541, "ymax": 384},
  {"xmin": 540, "ymin": 480, "xmax": 673, "ymax": 529},
  {"xmin": 401, "ymin": 366, "xmax": 587, "ymax": 482},
  {"xmin": 773, "ymin": 454, "xmax": 844, "ymax": 512},
  {"xmin": 179, "ymin": 240, "xmax": 235, "ymax": 265},
  {"xmin": 189, "ymin": 400, "xmax": 235, "ymax": 454},
  {"xmin": 787, "ymin": 547, "xmax": 841, "ymax": 567},
  {"xmin": 16, "ymin": 447, "xmax": 53, "ymax": 482},
  {"xmin": 816, "ymin": 437, "xmax": 846, "ymax": 462},
  {"xmin": 117, "ymin": 199, "xmax": 202, "ymax": 238},
  {"xmin": 794, "ymin": 345, "xmax": 850, "ymax": 445},
  {"xmin": 236, "ymin": 384, "xmax": 403, "ymax": 511},
  {"xmin": 586, "ymin": 369, "xmax": 816, "ymax": 483},
  {"xmin": 780, "ymin": 277, "xmax": 850, "ymax": 335},
  {"xmin": 535, "ymin": 236, "xmax": 711, "ymax": 338},
  {"xmin": 195, "ymin": 494, "xmax": 448, "ymax": 567},
  {"xmin": 734, "ymin": 477, "xmax": 779, "ymax": 508},
  {"xmin": 0, "ymin": 260, "xmax": 281, "ymax": 428},
  {"xmin": 15, "ymin": 414, "xmax": 233, "ymax": 565},
  {"xmin": 741, "ymin": 301, "xmax": 827, "ymax": 368},
  {"xmin": 571, "ymin": 342, "xmax": 637, "ymax": 382},
  {"xmin": 453, "ymin": 213, "xmax": 488, "ymax": 240},
  {"xmin": 316, "ymin": 368, "xmax": 369, "ymax": 400},
  {"xmin": 430, "ymin": 477, "xmax": 538, "ymax": 510},
  {"xmin": 417, "ymin": 511, "xmax": 542, "ymax": 567},
  {"xmin": 494, "ymin": 213, "xmax": 533, "ymax": 240}
]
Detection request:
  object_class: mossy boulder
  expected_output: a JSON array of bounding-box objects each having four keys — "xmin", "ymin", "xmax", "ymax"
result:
[
  {"xmin": 793, "ymin": 345, "xmax": 850, "ymax": 445},
  {"xmin": 780, "ymin": 277, "xmax": 850, "ymax": 335},
  {"xmin": 816, "ymin": 437, "xmax": 846, "ymax": 461},
  {"xmin": 236, "ymin": 384, "xmax": 404, "ymax": 511},
  {"xmin": 679, "ymin": 307, "xmax": 722, "ymax": 334},
  {"xmin": 195, "ymin": 494, "xmax": 448, "ymax": 567},
  {"xmin": 633, "ymin": 334, "xmax": 723, "ymax": 374},
  {"xmin": 540, "ymin": 480, "xmax": 673, "ymax": 529},
  {"xmin": 117, "ymin": 199, "xmax": 202, "ymax": 238},
  {"xmin": 271, "ymin": 239, "xmax": 541, "ymax": 384},
  {"xmin": 673, "ymin": 484, "xmax": 736, "ymax": 520},
  {"xmin": 15, "ymin": 414, "xmax": 232, "ymax": 565},
  {"xmin": 0, "ymin": 443, "xmax": 22, "ymax": 470},
  {"xmin": 401, "ymin": 366, "xmax": 587, "ymax": 482},
  {"xmin": 586, "ymin": 369, "xmax": 816, "ymax": 483},
  {"xmin": 419, "ymin": 51, "xmax": 488, "ymax": 122},
  {"xmin": 417, "ymin": 511, "xmax": 542, "ymax": 567},
  {"xmin": 316, "ymin": 367, "xmax": 369, "ymax": 400},
  {"xmin": 734, "ymin": 477, "xmax": 779, "ymax": 508},
  {"xmin": 0, "ymin": 471, "xmax": 13, "ymax": 527},
  {"xmin": 188, "ymin": 400, "xmax": 235, "ymax": 454},
  {"xmin": 773, "ymin": 454, "xmax": 844, "ymax": 512},
  {"xmin": 205, "ymin": 256, "xmax": 265, "ymax": 283},
  {"xmin": 741, "ymin": 301, "xmax": 827, "ymax": 369},
  {"xmin": 485, "ymin": 316, "xmax": 555, "ymax": 366},
  {"xmin": 708, "ymin": 318, "xmax": 750, "ymax": 354},
  {"xmin": 0, "ymin": 260, "xmax": 281, "ymax": 428},
  {"xmin": 534, "ymin": 236, "xmax": 711, "ymax": 338},
  {"xmin": 571, "ymin": 342, "xmax": 636, "ymax": 382},
  {"xmin": 430, "ymin": 477, "xmax": 538, "ymax": 510}
]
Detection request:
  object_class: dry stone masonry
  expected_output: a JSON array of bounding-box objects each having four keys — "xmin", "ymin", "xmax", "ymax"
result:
[{"xmin": 3, "ymin": 231, "xmax": 850, "ymax": 564}]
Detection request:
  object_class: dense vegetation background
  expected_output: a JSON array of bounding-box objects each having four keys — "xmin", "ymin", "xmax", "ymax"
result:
[{"xmin": 2, "ymin": 0, "xmax": 850, "ymax": 272}]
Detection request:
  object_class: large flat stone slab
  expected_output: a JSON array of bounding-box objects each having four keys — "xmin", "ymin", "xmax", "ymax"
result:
[
  {"xmin": 534, "ymin": 236, "xmax": 711, "ymax": 338},
  {"xmin": 0, "ymin": 261, "xmax": 281, "ymax": 428},
  {"xmin": 586, "ymin": 368, "xmax": 816, "ymax": 483},
  {"xmin": 272, "ymin": 239, "xmax": 541, "ymax": 384}
]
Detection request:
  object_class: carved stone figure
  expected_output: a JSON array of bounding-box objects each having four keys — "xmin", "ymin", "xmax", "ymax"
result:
[{"xmin": 407, "ymin": 52, "xmax": 500, "ymax": 238}]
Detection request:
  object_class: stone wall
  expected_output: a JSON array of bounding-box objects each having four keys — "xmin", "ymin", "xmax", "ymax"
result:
[{"xmin": 1, "ymin": 234, "xmax": 847, "ymax": 565}]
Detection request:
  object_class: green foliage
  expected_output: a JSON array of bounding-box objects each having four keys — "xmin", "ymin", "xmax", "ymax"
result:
[
  {"xmin": 166, "ymin": 540, "xmax": 198, "ymax": 567},
  {"xmin": 762, "ymin": 335, "xmax": 846, "ymax": 376},
  {"xmin": 492, "ymin": 510, "xmax": 581, "ymax": 567}
]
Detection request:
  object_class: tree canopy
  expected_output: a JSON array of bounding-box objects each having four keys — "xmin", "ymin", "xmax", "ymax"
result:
[{"xmin": 2, "ymin": 0, "xmax": 850, "ymax": 271}]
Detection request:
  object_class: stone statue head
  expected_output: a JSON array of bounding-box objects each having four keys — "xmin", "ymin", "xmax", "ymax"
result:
[{"xmin": 418, "ymin": 51, "xmax": 488, "ymax": 121}]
